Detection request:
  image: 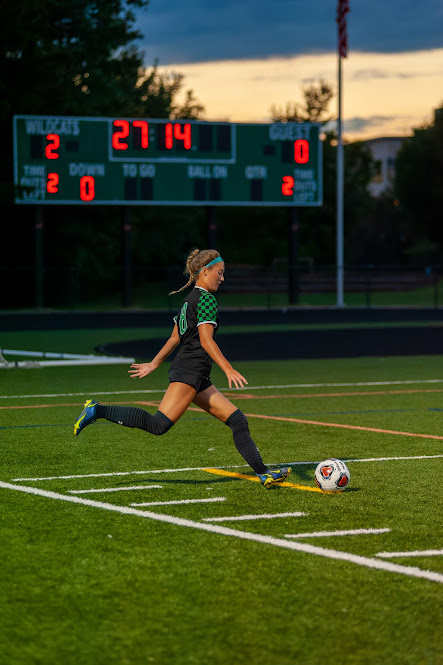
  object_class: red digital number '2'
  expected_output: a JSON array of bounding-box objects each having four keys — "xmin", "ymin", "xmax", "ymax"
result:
[
  {"xmin": 47, "ymin": 173, "xmax": 59, "ymax": 193},
  {"xmin": 45, "ymin": 134, "xmax": 60, "ymax": 159},
  {"xmin": 112, "ymin": 120, "xmax": 130, "ymax": 150},
  {"xmin": 282, "ymin": 176, "xmax": 294, "ymax": 196}
]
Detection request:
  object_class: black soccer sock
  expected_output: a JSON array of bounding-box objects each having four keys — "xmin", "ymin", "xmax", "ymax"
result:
[
  {"xmin": 95, "ymin": 405, "xmax": 174, "ymax": 436},
  {"xmin": 225, "ymin": 409, "xmax": 268, "ymax": 474}
]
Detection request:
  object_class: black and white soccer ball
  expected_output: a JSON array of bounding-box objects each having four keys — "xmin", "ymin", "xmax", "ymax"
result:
[{"xmin": 315, "ymin": 458, "xmax": 350, "ymax": 492}]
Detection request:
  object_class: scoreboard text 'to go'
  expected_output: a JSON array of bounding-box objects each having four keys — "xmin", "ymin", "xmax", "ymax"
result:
[{"xmin": 13, "ymin": 115, "xmax": 322, "ymax": 207}]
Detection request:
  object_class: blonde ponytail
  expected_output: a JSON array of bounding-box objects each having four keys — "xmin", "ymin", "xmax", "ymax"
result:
[{"xmin": 169, "ymin": 248, "xmax": 220, "ymax": 295}]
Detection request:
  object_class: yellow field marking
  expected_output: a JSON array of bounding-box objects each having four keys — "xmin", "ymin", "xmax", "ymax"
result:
[{"xmin": 202, "ymin": 467, "xmax": 323, "ymax": 493}]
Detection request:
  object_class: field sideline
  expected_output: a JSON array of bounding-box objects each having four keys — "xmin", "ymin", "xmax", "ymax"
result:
[{"xmin": 0, "ymin": 350, "xmax": 442, "ymax": 665}]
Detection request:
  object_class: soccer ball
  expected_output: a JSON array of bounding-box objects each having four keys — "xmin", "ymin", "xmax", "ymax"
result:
[{"xmin": 315, "ymin": 458, "xmax": 350, "ymax": 492}]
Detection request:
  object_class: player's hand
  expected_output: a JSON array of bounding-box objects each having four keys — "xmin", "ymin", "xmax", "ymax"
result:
[
  {"xmin": 128, "ymin": 362, "xmax": 157, "ymax": 379},
  {"xmin": 225, "ymin": 367, "xmax": 248, "ymax": 390}
]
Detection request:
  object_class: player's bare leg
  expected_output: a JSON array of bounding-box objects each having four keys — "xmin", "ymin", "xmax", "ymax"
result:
[
  {"xmin": 192, "ymin": 384, "xmax": 237, "ymax": 422},
  {"xmin": 157, "ymin": 382, "xmax": 197, "ymax": 422}
]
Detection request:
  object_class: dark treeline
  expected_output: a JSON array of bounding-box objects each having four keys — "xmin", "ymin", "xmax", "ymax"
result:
[{"xmin": 1, "ymin": 1, "xmax": 442, "ymax": 308}]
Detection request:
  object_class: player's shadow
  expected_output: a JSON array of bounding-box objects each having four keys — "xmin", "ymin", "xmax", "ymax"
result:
[{"xmin": 282, "ymin": 464, "xmax": 316, "ymax": 482}]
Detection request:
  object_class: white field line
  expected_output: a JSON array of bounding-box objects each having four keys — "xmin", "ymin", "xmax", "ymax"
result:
[
  {"xmin": 376, "ymin": 549, "xmax": 443, "ymax": 559},
  {"xmin": 0, "ymin": 480, "xmax": 441, "ymax": 585},
  {"xmin": 2, "ymin": 378, "xmax": 443, "ymax": 399},
  {"xmin": 202, "ymin": 511, "xmax": 308, "ymax": 522},
  {"xmin": 3, "ymin": 350, "xmax": 102, "ymax": 359},
  {"xmin": 130, "ymin": 497, "xmax": 226, "ymax": 507},
  {"xmin": 341, "ymin": 455, "xmax": 443, "ymax": 463},
  {"xmin": 0, "ymin": 357, "xmax": 135, "ymax": 369},
  {"xmin": 12, "ymin": 455, "xmax": 443, "ymax": 483},
  {"xmin": 12, "ymin": 466, "xmax": 217, "ymax": 482},
  {"xmin": 69, "ymin": 485, "xmax": 163, "ymax": 494},
  {"xmin": 285, "ymin": 528, "xmax": 391, "ymax": 539}
]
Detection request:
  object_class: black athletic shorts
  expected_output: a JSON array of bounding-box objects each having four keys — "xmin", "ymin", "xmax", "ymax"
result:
[{"xmin": 168, "ymin": 368, "xmax": 212, "ymax": 394}]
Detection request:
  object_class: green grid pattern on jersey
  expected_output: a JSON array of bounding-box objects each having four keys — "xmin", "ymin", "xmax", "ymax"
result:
[{"xmin": 196, "ymin": 292, "xmax": 218, "ymax": 324}]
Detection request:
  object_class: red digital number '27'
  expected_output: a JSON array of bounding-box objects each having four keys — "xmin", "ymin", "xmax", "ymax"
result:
[{"xmin": 113, "ymin": 120, "xmax": 149, "ymax": 149}]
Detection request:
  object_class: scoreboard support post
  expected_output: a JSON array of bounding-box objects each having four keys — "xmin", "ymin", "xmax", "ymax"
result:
[
  {"xmin": 206, "ymin": 207, "xmax": 217, "ymax": 249},
  {"xmin": 122, "ymin": 207, "xmax": 132, "ymax": 308},
  {"xmin": 288, "ymin": 207, "xmax": 299, "ymax": 305},
  {"xmin": 35, "ymin": 206, "xmax": 44, "ymax": 308}
]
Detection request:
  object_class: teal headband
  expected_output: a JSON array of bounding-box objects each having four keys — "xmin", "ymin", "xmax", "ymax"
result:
[{"xmin": 196, "ymin": 256, "xmax": 224, "ymax": 274}]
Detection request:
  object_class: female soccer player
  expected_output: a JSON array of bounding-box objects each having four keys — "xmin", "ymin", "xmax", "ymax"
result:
[{"xmin": 74, "ymin": 248, "xmax": 291, "ymax": 488}]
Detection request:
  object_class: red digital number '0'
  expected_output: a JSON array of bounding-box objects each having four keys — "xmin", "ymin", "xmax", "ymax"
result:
[
  {"xmin": 80, "ymin": 176, "xmax": 95, "ymax": 201},
  {"xmin": 294, "ymin": 139, "xmax": 309, "ymax": 164}
]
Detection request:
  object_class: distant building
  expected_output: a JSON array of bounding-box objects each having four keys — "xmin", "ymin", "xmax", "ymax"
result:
[{"xmin": 364, "ymin": 137, "xmax": 406, "ymax": 198}]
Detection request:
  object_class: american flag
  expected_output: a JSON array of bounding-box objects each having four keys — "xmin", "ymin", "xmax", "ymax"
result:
[{"xmin": 337, "ymin": 0, "xmax": 350, "ymax": 58}]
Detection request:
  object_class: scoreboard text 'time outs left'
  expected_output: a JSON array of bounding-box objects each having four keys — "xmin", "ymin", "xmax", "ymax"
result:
[{"xmin": 13, "ymin": 115, "xmax": 323, "ymax": 207}]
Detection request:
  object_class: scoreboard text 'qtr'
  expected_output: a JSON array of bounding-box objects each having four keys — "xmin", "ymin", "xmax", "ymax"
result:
[{"xmin": 13, "ymin": 116, "xmax": 322, "ymax": 207}]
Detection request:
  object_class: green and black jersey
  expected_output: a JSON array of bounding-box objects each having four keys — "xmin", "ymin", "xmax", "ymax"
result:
[{"xmin": 171, "ymin": 287, "xmax": 219, "ymax": 378}]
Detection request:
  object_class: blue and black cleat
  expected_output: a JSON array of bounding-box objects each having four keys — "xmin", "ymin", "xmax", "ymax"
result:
[
  {"xmin": 74, "ymin": 399, "xmax": 98, "ymax": 436},
  {"xmin": 257, "ymin": 466, "xmax": 292, "ymax": 489}
]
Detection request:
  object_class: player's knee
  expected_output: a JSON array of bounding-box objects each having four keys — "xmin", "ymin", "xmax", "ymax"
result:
[
  {"xmin": 225, "ymin": 409, "xmax": 248, "ymax": 433},
  {"xmin": 152, "ymin": 411, "xmax": 174, "ymax": 435}
]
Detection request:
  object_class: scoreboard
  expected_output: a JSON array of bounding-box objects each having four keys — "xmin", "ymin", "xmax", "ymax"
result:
[{"xmin": 13, "ymin": 115, "xmax": 322, "ymax": 207}]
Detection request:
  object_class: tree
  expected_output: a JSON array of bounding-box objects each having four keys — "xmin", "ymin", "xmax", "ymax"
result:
[
  {"xmin": 1, "ymin": 0, "xmax": 204, "ymax": 121},
  {"xmin": 0, "ymin": 0, "xmax": 206, "ymax": 308},
  {"xmin": 0, "ymin": 0, "xmax": 204, "ymax": 195},
  {"xmin": 394, "ymin": 107, "xmax": 443, "ymax": 262},
  {"xmin": 270, "ymin": 80, "xmax": 334, "ymax": 124}
]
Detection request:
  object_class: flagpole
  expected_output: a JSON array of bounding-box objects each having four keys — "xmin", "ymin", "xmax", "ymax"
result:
[
  {"xmin": 336, "ymin": 53, "xmax": 344, "ymax": 307},
  {"xmin": 336, "ymin": 0, "xmax": 349, "ymax": 308}
]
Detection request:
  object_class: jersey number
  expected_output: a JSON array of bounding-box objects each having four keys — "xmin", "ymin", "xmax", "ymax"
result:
[{"xmin": 179, "ymin": 302, "xmax": 188, "ymax": 335}]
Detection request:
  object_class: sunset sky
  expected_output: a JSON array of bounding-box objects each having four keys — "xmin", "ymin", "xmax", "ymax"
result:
[{"xmin": 135, "ymin": 0, "xmax": 443, "ymax": 140}]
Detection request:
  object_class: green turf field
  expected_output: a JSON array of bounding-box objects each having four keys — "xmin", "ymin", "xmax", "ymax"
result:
[{"xmin": 0, "ymin": 333, "xmax": 442, "ymax": 665}]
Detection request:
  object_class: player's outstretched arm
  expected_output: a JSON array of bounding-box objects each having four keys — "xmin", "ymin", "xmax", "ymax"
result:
[
  {"xmin": 198, "ymin": 323, "xmax": 248, "ymax": 389},
  {"xmin": 129, "ymin": 324, "xmax": 180, "ymax": 379}
]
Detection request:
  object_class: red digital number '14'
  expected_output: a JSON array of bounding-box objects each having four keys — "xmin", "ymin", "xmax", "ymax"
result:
[{"xmin": 165, "ymin": 123, "xmax": 192, "ymax": 149}]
